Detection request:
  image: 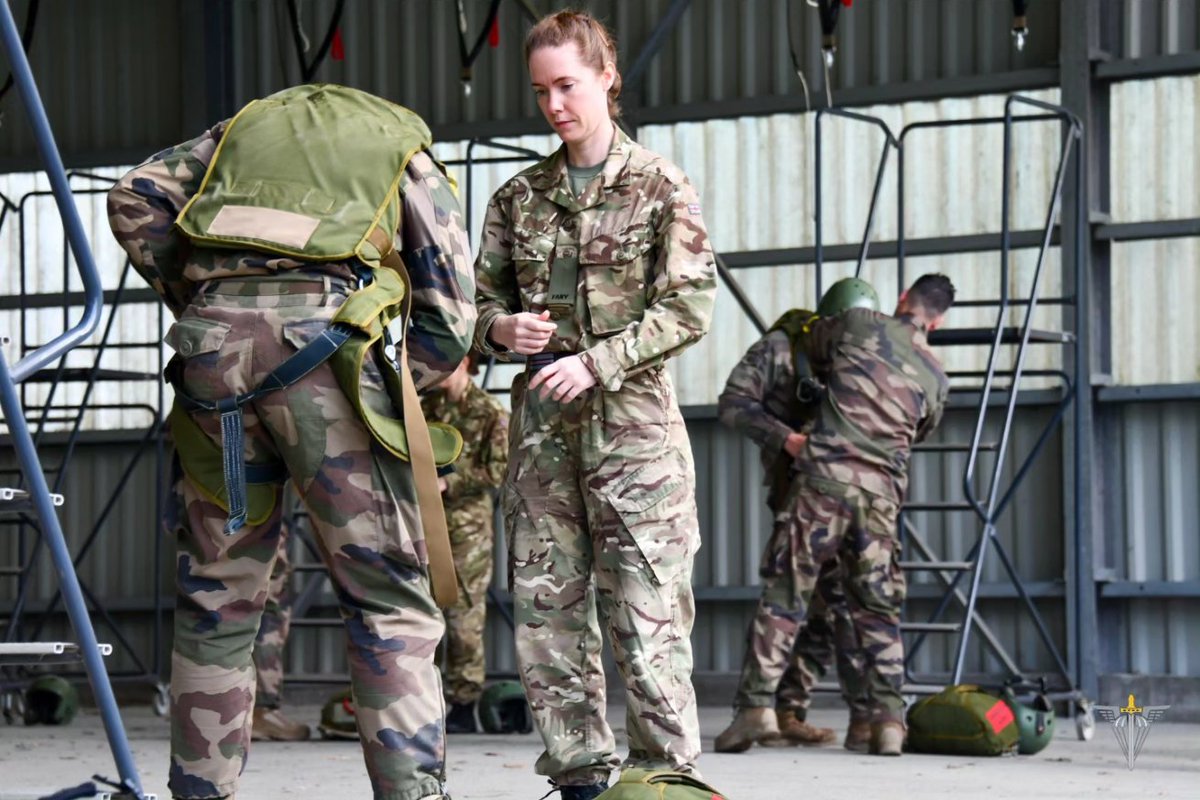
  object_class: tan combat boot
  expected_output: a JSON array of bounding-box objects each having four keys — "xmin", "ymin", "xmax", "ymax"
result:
[
  {"xmin": 769, "ymin": 709, "xmax": 836, "ymax": 747},
  {"xmin": 252, "ymin": 706, "xmax": 311, "ymax": 741},
  {"xmin": 869, "ymin": 720, "xmax": 905, "ymax": 756},
  {"xmin": 714, "ymin": 707, "xmax": 782, "ymax": 753},
  {"xmin": 844, "ymin": 716, "xmax": 871, "ymax": 752}
]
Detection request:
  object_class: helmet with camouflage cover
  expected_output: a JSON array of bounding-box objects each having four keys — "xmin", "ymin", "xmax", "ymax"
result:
[
  {"xmin": 1006, "ymin": 691, "xmax": 1056, "ymax": 755},
  {"xmin": 318, "ymin": 688, "xmax": 360, "ymax": 740},
  {"xmin": 816, "ymin": 277, "xmax": 880, "ymax": 318},
  {"xmin": 24, "ymin": 675, "xmax": 79, "ymax": 726},
  {"xmin": 478, "ymin": 680, "xmax": 533, "ymax": 734}
]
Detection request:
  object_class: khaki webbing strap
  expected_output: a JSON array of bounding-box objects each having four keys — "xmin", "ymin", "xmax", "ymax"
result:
[{"xmin": 369, "ymin": 226, "xmax": 459, "ymax": 608}]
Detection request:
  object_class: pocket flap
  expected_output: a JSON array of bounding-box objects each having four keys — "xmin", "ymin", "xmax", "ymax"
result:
[
  {"xmin": 606, "ymin": 452, "xmax": 686, "ymax": 515},
  {"xmin": 164, "ymin": 317, "xmax": 230, "ymax": 357},
  {"xmin": 281, "ymin": 318, "xmax": 331, "ymax": 351},
  {"xmin": 512, "ymin": 233, "xmax": 552, "ymax": 262},
  {"xmin": 581, "ymin": 224, "xmax": 653, "ymax": 265}
]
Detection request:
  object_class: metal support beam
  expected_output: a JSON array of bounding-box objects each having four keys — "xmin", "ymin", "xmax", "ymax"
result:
[
  {"xmin": 623, "ymin": 0, "xmax": 693, "ymax": 102},
  {"xmin": 1095, "ymin": 383, "xmax": 1200, "ymax": 403},
  {"xmin": 1060, "ymin": 0, "xmax": 1107, "ymax": 702},
  {"xmin": 720, "ymin": 229, "xmax": 1059, "ymax": 270}
]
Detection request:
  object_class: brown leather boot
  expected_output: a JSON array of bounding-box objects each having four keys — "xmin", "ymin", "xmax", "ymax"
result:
[
  {"xmin": 844, "ymin": 717, "xmax": 871, "ymax": 752},
  {"xmin": 869, "ymin": 720, "xmax": 905, "ymax": 756},
  {"xmin": 770, "ymin": 709, "xmax": 836, "ymax": 747},
  {"xmin": 252, "ymin": 706, "xmax": 311, "ymax": 741},
  {"xmin": 714, "ymin": 707, "xmax": 782, "ymax": 753}
]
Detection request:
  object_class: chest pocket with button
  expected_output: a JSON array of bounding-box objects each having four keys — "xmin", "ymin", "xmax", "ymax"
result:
[
  {"xmin": 510, "ymin": 231, "xmax": 554, "ymax": 303},
  {"xmin": 580, "ymin": 222, "xmax": 655, "ymax": 336}
]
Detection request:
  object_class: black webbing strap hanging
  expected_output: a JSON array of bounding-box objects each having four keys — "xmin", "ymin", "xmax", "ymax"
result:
[
  {"xmin": 283, "ymin": 0, "xmax": 346, "ymax": 83},
  {"xmin": 456, "ymin": 0, "xmax": 503, "ymax": 96}
]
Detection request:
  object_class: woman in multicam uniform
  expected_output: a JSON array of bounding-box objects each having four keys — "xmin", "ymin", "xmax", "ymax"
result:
[{"xmin": 471, "ymin": 11, "xmax": 717, "ymax": 800}]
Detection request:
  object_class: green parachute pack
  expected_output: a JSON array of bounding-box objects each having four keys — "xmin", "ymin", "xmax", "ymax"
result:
[{"xmin": 906, "ymin": 684, "xmax": 1020, "ymax": 756}]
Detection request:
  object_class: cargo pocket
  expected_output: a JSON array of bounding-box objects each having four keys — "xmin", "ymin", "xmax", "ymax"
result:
[
  {"xmin": 164, "ymin": 315, "xmax": 230, "ymax": 359},
  {"xmin": 603, "ymin": 450, "xmax": 695, "ymax": 585},
  {"xmin": 581, "ymin": 223, "xmax": 653, "ymax": 336},
  {"xmin": 164, "ymin": 315, "xmax": 232, "ymax": 398}
]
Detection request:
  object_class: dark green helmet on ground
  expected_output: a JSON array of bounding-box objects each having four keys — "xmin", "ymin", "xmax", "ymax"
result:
[
  {"xmin": 817, "ymin": 277, "xmax": 880, "ymax": 317},
  {"xmin": 318, "ymin": 688, "xmax": 360, "ymax": 740},
  {"xmin": 1006, "ymin": 691, "xmax": 1056, "ymax": 755},
  {"xmin": 478, "ymin": 680, "xmax": 533, "ymax": 734},
  {"xmin": 595, "ymin": 769, "xmax": 727, "ymax": 800},
  {"xmin": 24, "ymin": 675, "xmax": 79, "ymax": 726}
]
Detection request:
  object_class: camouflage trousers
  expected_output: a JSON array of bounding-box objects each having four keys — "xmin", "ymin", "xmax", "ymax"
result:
[
  {"xmin": 441, "ymin": 497, "xmax": 495, "ymax": 705},
  {"xmin": 252, "ymin": 510, "xmax": 295, "ymax": 710},
  {"xmin": 735, "ymin": 474, "xmax": 906, "ymax": 723},
  {"xmin": 774, "ymin": 558, "xmax": 871, "ymax": 722},
  {"xmin": 165, "ymin": 277, "xmax": 445, "ymax": 800},
  {"xmin": 503, "ymin": 368, "xmax": 701, "ymax": 786}
]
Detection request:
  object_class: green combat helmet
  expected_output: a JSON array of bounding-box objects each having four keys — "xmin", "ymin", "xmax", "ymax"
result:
[
  {"xmin": 478, "ymin": 680, "xmax": 534, "ymax": 734},
  {"xmin": 318, "ymin": 688, "xmax": 360, "ymax": 740},
  {"xmin": 24, "ymin": 675, "xmax": 79, "ymax": 726},
  {"xmin": 1006, "ymin": 690, "xmax": 1056, "ymax": 755},
  {"xmin": 595, "ymin": 769, "xmax": 727, "ymax": 800},
  {"xmin": 816, "ymin": 277, "xmax": 881, "ymax": 318}
]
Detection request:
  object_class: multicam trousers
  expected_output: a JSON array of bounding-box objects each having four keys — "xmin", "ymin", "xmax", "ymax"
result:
[
  {"xmin": 165, "ymin": 276, "xmax": 445, "ymax": 800},
  {"xmin": 735, "ymin": 474, "xmax": 906, "ymax": 723},
  {"xmin": 774, "ymin": 558, "xmax": 871, "ymax": 722},
  {"xmin": 503, "ymin": 367, "xmax": 701, "ymax": 786},
  {"xmin": 441, "ymin": 498, "xmax": 495, "ymax": 705}
]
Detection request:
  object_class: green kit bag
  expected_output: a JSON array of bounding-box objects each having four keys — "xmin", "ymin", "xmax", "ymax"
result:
[
  {"xmin": 906, "ymin": 684, "xmax": 1019, "ymax": 756},
  {"xmin": 596, "ymin": 769, "xmax": 727, "ymax": 800}
]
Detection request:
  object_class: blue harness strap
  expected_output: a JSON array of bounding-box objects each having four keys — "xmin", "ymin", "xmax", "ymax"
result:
[{"xmin": 173, "ymin": 322, "xmax": 357, "ymax": 534}]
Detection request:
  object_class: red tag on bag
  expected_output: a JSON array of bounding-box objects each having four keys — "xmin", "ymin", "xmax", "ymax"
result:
[
  {"xmin": 331, "ymin": 28, "xmax": 345, "ymax": 61},
  {"xmin": 985, "ymin": 700, "xmax": 1015, "ymax": 733}
]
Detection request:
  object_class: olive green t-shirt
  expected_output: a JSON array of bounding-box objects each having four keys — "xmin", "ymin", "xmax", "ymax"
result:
[{"xmin": 567, "ymin": 161, "xmax": 605, "ymax": 197}]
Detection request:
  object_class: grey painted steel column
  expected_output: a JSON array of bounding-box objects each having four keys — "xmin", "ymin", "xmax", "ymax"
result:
[{"xmin": 1059, "ymin": 0, "xmax": 1107, "ymax": 700}]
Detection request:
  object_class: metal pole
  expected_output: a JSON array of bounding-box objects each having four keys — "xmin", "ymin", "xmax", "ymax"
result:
[
  {"xmin": 0, "ymin": 0, "xmax": 102, "ymax": 384},
  {"xmin": 855, "ymin": 138, "xmax": 893, "ymax": 277}
]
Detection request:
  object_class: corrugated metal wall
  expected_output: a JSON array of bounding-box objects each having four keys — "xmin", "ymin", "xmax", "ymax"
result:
[
  {"xmin": 1109, "ymin": 75, "xmax": 1200, "ymax": 385},
  {"xmin": 1100, "ymin": 401, "xmax": 1200, "ymax": 678},
  {"xmin": 0, "ymin": 169, "xmax": 165, "ymax": 435}
]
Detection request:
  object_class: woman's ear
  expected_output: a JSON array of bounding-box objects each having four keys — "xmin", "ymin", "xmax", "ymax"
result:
[{"xmin": 602, "ymin": 61, "xmax": 616, "ymax": 92}]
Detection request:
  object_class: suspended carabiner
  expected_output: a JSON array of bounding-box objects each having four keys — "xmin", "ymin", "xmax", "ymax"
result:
[{"xmin": 1012, "ymin": 0, "xmax": 1030, "ymax": 51}]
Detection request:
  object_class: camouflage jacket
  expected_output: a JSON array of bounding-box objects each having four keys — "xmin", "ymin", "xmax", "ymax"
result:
[
  {"xmin": 421, "ymin": 381, "xmax": 509, "ymax": 532},
  {"xmin": 718, "ymin": 328, "xmax": 819, "ymax": 511},
  {"xmin": 799, "ymin": 308, "xmax": 949, "ymax": 500},
  {"xmin": 472, "ymin": 126, "xmax": 716, "ymax": 391},
  {"xmin": 108, "ymin": 121, "xmax": 476, "ymax": 390}
]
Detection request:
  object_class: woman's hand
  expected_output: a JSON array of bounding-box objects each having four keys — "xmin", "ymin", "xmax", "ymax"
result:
[
  {"xmin": 528, "ymin": 355, "xmax": 597, "ymax": 402},
  {"xmin": 488, "ymin": 310, "xmax": 557, "ymax": 355}
]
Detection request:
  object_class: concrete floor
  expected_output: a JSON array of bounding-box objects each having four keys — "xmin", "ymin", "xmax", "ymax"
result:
[{"xmin": 1, "ymin": 703, "xmax": 1197, "ymax": 799}]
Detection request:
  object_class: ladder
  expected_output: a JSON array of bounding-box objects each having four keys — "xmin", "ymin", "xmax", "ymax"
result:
[
  {"xmin": 0, "ymin": 2, "xmax": 150, "ymax": 796},
  {"xmin": 1, "ymin": 179, "xmax": 170, "ymax": 719},
  {"xmin": 809, "ymin": 96, "xmax": 1094, "ymax": 739}
]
